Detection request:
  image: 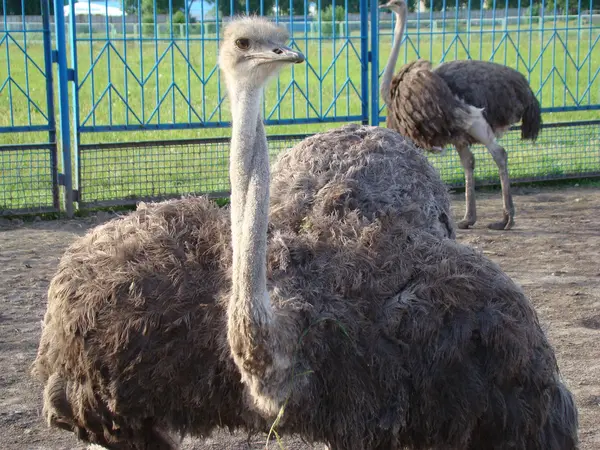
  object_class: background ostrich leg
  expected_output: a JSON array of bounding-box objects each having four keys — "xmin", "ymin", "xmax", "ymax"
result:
[
  {"xmin": 467, "ymin": 116, "xmax": 515, "ymax": 230},
  {"xmin": 456, "ymin": 143, "xmax": 477, "ymax": 229}
]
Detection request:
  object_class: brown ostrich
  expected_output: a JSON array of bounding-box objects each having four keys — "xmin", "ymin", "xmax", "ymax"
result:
[
  {"xmin": 222, "ymin": 16, "xmax": 577, "ymax": 450},
  {"xmin": 32, "ymin": 17, "xmax": 457, "ymax": 449},
  {"xmin": 379, "ymin": 0, "xmax": 542, "ymax": 231}
]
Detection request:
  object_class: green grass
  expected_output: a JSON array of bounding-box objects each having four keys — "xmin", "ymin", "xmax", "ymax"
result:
[{"xmin": 1, "ymin": 24, "xmax": 599, "ymax": 212}]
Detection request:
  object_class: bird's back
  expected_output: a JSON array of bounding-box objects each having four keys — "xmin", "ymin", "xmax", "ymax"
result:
[
  {"xmin": 266, "ymin": 211, "xmax": 577, "ymax": 450},
  {"xmin": 434, "ymin": 60, "xmax": 538, "ymax": 131},
  {"xmin": 386, "ymin": 59, "xmax": 474, "ymax": 150},
  {"xmin": 32, "ymin": 197, "xmax": 258, "ymax": 446},
  {"xmin": 270, "ymin": 124, "xmax": 455, "ymax": 240}
]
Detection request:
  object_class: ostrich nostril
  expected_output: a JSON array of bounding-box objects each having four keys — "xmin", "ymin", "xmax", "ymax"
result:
[{"xmin": 273, "ymin": 48, "xmax": 283, "ymax": 54}]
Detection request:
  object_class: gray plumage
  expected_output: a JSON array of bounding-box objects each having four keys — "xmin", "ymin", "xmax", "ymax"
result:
[
  {"xmin": 386, "ymin": 59, "xmax": 541, "ymax": 149},
  {"xmin": 270, "ymin": 124, "xmax": 455, "ymax": 240},
  {"xmin": 379, "ymin": 0, "xmax": 542, "ymax": 230},
  {"xmin": 32, "ymin": 122, "xmax": 455, "ymax": 449},
  {"xmin": 31, "ymin": 17, "xmax": 576, "ymax": 450}
]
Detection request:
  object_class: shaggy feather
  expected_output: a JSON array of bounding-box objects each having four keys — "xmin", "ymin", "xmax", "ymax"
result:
[
  {"xmin": 386, "ymin": 59, "xmax": 474, "ymax": 151},
  {"xmin": 257, "ymin": 218, "xmax": 578, "ymax": 450},
  {"xmin": 33, "ymin": 187, "xmax": 578, "ymax": 449},
  {"xmin": 32, "ymin": 124, "xmax": 455, "ymax": 449},
  {"xmin": 434, "ymin": 59, "xmax": 542, "ymax": 142},
  {"xmin": 270, "ymin": 124, "xmax": 455, "ymax": 239},
  {"xmin": 387, "ymin": 59, "xmax": 541, "ymax": 150},
  {"xmin": 32, "ymin": 16, "xmax": 574, "ymax": 450}
]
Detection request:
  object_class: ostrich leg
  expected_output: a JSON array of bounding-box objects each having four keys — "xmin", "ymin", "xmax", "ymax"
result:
[
  {"xmin": 456, "ymin": 143, "xmax": 477, "ymax": 229},
  {"xmin": 466, "ymin": 116, "xmax": 515, "ymax": 230}
]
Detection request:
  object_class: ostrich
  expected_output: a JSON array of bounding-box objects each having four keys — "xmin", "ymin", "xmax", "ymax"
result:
[
  {"xmin": 379, "ymin": 0, "xmax": 542, "ymax": 230},
  {"xmin": 32, "ymin": 17, "xmax": 457, "ymax": 449},
  {"xmin": 222, "ymin": 15, "xmax": 577, "ymax": 450}
]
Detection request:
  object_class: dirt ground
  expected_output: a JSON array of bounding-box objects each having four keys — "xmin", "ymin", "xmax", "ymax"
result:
[{"xmin": 1, "ymin": 185, "xmax": 599, "ymax": 450}]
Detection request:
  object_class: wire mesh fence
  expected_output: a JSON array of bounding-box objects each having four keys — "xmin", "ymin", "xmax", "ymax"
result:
[
  {"xmin": 427, "ymin": 121, "xmax": 600, "ymax": 187},
  {"xmin": 76, "ymin": 121, "xmax": 600, "ymax": 208},
  {"xmin": 0, "ymin": 0, "xmax": 599, "ymax": 216},
  {"xmin": 0, "ymin": 143, "xmax": 59, "ymax": 215}
]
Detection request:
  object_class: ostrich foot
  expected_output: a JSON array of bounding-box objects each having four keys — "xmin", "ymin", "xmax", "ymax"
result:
[
  {"xmin": 487, "ymin": 213, "xmax": 514, "ymax": 230},
  {"xmin": 457, "ymin": 217, "xmax": 476, "ymax": 229}
]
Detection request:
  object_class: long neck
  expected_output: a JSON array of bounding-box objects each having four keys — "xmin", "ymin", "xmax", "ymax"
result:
[
  {"xmin": 380, "ymin": 7, "xmax": 407, "ymax": 106},
  {"xmin": 226, "ymin": 76, "xmax": 284, "ymax": 386},
  {"xmin": 228, "ymin": 81, "xmax": 272, "ymax": 326}
]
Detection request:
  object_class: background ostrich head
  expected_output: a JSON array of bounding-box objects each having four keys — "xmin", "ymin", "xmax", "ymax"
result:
[
  {"xmin": 379, "ymin": 0, "xmax": 407, "ymax": 13},
  {"xmin": 218, "ymin": 17, "xmax": 304, "ymax": 90}
]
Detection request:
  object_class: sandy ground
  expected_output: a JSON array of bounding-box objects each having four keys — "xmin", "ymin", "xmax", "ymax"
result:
[{"xmin": 1, "ymin": 185, "xmax": 599, "ymax": 450}]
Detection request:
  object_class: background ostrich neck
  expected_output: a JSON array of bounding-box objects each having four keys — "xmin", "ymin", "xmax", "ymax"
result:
[
  {"xmin": 380, "ymin": 7, "xmax": 407, "ymax": 106},
  {"xmin": 227, "ymin": 80, "xmax": 274, "ymax": 336}
]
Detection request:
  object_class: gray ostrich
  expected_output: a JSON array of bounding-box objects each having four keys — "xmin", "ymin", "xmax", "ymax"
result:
[
  {"xmin": 32, "ymin": 18, "xmax": 456, "ymax": 449},
  {"xmin": 222, "ymin": 15, "xmax": 577, "ymax": 450},
  {"xmin": 379, "ymin": 0, "xmax": 542, "ymax": 230}
]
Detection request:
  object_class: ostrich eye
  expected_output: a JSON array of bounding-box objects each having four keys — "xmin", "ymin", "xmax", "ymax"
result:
[{"xmin": 235, "ymin": 38, "xmax": 250, "ymax": 50}]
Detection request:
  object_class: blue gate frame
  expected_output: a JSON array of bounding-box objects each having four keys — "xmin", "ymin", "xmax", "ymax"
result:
[
  {"xmin": 372, "ymin": 0, "xmax": 600, "ymax": 125},
  {"xmin": 2, "ymin": 1, "xmax": 597, "ymax": 216},
  {"xmin": 59, "ymin": 0, "xmax": 372, "ymax": 210},
  {"xmin": 0, "ymin": 0, "xmax": 61, "ymax": 215}
]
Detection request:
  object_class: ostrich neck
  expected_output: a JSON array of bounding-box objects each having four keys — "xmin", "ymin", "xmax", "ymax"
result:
[
  {"xmin": 380, "ymin": 8, "xmax": 407, "ymax": 106},
  {"xmin": 227, "ymin": 80, "xmax": 274, "ymax": 352}
]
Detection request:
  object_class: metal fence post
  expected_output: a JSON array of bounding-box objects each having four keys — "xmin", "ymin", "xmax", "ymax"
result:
[
  {"xmin": 360, "ymin": 0, "xmax": 370, "ymax": 124},
  {"xmin": 41, "ymin": 0, "xmax": 60, "ymax": 212},
  {"xmin": 370, "ymin": 0, "xmax": 380, "ymax": 126},
  {"xmin": 53, "ymin": 0, "xmax": 74, "ymax": 217}
]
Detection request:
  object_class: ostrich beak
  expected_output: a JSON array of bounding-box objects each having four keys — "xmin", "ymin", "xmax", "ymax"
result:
[
  {"xmin": 379, "ymin": 1, "xmax": 392, "ymax": 8},
  {"xmin": 250, "ymin": 46, "xmax": 305, "ymax": 64}
]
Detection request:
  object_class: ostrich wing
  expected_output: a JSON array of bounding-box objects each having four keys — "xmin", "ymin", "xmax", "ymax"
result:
[
  {"xmin": 434, "ymin": 60, "xmax": 536, "ymax": 131},
  {"xmin": 386, "ymin": 59, "xmax": 473, "ymax": 151}
]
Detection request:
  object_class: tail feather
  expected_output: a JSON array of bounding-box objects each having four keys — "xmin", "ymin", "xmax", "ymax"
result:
[
  {"xmin": 542, "ymin": 381, "xmax": 579, "ymax": 450},
  {"xmin": 40, "ymin": 373, "xmax": 176, "ymax": 449},
  {"xmin": 521, "ymin": 95, "xmax": 542, "ymax": 141},
  {"xmin": 43, "ymin": 373, "xmax": 76, "ymax": 431}
]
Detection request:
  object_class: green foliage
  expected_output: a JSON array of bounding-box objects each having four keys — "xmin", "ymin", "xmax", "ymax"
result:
[
  {"xmin": 528, "ymin": 2, "xmax": 543, "ymax": 15},
  {"xmin": 142, "ymin": 0, "xmax": 155, "ymax": 36},
  {"xmin": 424, "ymin": 0, "xmax": 447, "ymax": 11},
  {"xmin": 406, "ymin": 0, "xmax": 418, "ymax": 11},
  {"xmin": 278, "ymin": 0, "xmax": 307, "ymax": 15},
  {"xmin": 124, "ymin": 0, "xmax": 198, "ymax": 14},
  {"xmin": 321, "ymin": 5, "xmax": 345, "ymax": 38},
  {"xmin": 205, "ymin": 0, "xmax": 361, "ymax": 16},
  {"xmin": 0, "ymin": 0, "xmax": 55, "ymax": 15},
  {"xmin": 547, "ymin": 0, "xmax": 600, "ymax": 13},
  {"xmin": 483, "ymin": 0, "xmax": 532, "ymax": 8},
  {"xmin": 172, "ymin": 10, "xmax": 187, "ymax": 24},
  {"xmin": 210, "ymin": 0, "xmax": 267, "ymax": 16}
]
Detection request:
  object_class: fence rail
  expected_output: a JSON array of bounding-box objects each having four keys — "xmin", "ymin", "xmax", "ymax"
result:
[
  {"xmin": 0, "ymin": 0, "xmax": 599, "ymax": 217},
  {"xmin": 75, "ymin": 120, "xmax": 600, "ymax": 209}
]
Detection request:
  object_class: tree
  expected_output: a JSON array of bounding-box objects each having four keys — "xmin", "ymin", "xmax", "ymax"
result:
[
  {"xmin": 0, "ymin": 0, "xmax": 55, "ymax": 15},
  {"xmin": 546, "ymin": 0, "xmax": 599, "ymax": 12},
  {"xmin": 124, "ymin": 0, "xmax": 194, "ymax": 14},
  {"xmin": 423, "ymin": 0, "xmax": 447, "ymax": 11},
  {"xmin": 277, "ymin": 0, "xmax": 307, "ymax": 15},
  {"xmin": 206, "ymin": 0, "xmax": 273, "ymax": 16},
  {"xmin": 483, "ymin": 0, "xmax": 532, "ymax": 8}
]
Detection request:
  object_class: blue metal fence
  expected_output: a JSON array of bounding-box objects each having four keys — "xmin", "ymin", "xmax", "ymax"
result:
[
  {"xmin": 375, "ymin": 1, "xmax": 600, "ymax": 124},
  {"xmin": 0, "ymin": 0, "xmax": 599, "ymax": 215},
  {"xmin": 66, "ymin": 1, "xmax": 370, "ymax": 133},
  {"xmin": 0, "ymin": 0, "xmax": 60, "ymax": 215}
]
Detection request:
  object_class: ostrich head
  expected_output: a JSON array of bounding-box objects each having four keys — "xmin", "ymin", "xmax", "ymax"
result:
[
  {"xmin": 219, "ymin": 17, "xmax": 305, "ymax": 90},
  {"xmin": 379, "ymin": 0, "xmax": 407, "ymax": 13}
]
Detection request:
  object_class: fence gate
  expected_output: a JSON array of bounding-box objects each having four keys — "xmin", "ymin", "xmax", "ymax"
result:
[
  {"xmin": 62, "ymin": 0, "xmax": 371, "ymax": 210},
  {"xmin": 0, "ymin": 0, "xmax": 62, "ymax": 216}
]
